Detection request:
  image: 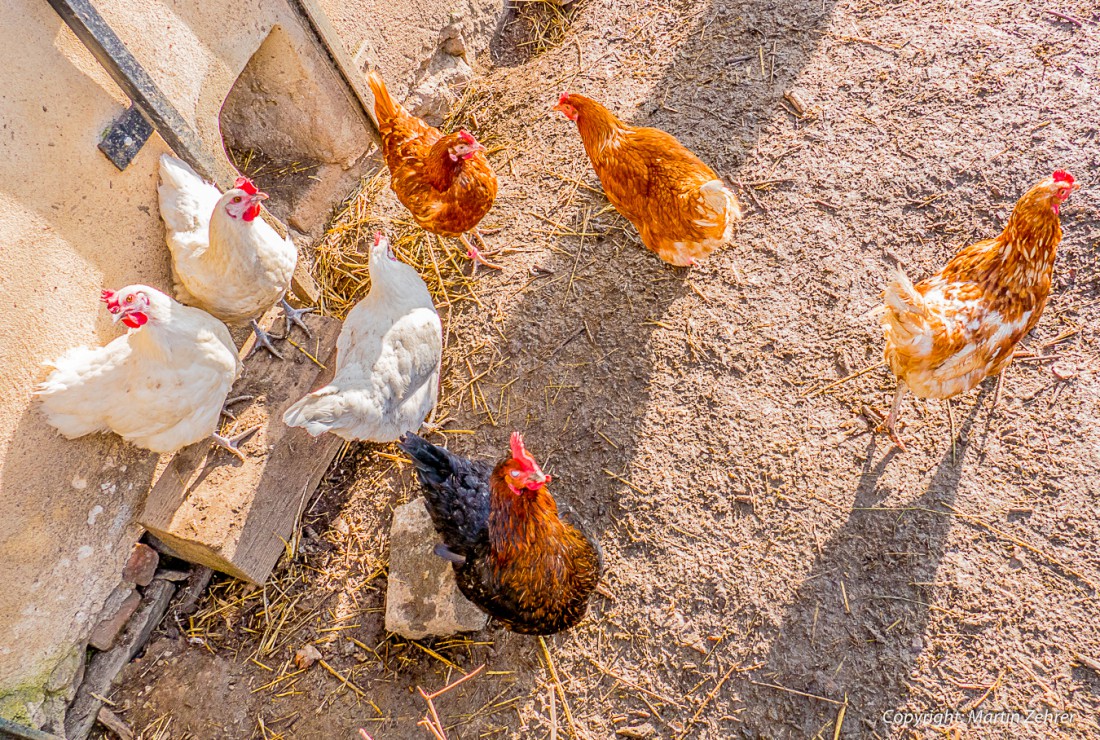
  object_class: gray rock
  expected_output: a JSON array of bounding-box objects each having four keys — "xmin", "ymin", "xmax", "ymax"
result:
[
  {"xmin": 404, "ymin": 55, "xmax": 474, "ymax": 126},
  {"xmin": 384, "ymin": 498, "xmax": 487, "ymax": 639},
  {"xmin": 439, "ymin": 22, "xmax": 467, "ymax": 58}
]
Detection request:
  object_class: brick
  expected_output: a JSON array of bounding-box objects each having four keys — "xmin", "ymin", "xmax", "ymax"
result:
[
  {"xmin": 88, "ymin": 588, "xmax": 141, "ymax": 651},
  {"xmin": 122, "ymin": 543, "xmax": 159, "ymax": 586}
]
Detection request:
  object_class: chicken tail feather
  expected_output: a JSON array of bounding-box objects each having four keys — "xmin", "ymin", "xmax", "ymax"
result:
[
  {"xmin": 398, "ymin": 433, "xmax": 490, "ymax": 552},
  {"xmin": 884, "ymin": 268, "xmax": 928, "ymax": 320},
  {"xmin": 367, "ymin": 70, "xmax": 399, "ymax": 126},
  {"xmin": 699, "ymin": 179, "xmax": 742, "ymax": 225},
  {"xmin": 281, "ymin": 386, "xmax": 342, "ymax": 437},
  {"xmin": 398, "ymin": 432, "xmax": 456, "ymax": 488}
]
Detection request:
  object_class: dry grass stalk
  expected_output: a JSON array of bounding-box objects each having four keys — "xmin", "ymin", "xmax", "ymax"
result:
[
  {"xmin": 509, "ymin": 0, "xmax": 581, "ymax": 56},
  {"xmin": 539, "ymin": 637, "xmax": 587, "ymax": 739},
  {"xmin": 415, "ymin": 664, "xmax": 487, "ymax": 738}
]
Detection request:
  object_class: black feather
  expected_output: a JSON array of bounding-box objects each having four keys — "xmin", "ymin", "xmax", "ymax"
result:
[{"xmin": 398, "ymin": 433, "xmax": 492, "ymax": 555}]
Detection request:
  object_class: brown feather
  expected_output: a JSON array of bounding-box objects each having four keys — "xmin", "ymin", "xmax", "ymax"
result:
[
  {"xmin": 883, "ymin": 175, "xmax": 1070, "ymax": 400},
  {"xmin": 367, "ymin": 71, "xmax": 497, "ymax": 237},
  {"xmin": 561, "ymin": 93, "xmax": 741, "ymax": 265}
]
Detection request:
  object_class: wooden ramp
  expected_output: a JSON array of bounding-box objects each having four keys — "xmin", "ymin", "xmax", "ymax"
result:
[{"xmin": 140, "ymin": 310, "xmax": 344, "ymax": 584}]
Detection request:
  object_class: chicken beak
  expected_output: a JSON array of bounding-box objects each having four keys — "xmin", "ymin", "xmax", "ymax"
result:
[
  {"xmin": 109, "ymin": 309, "xmax": 125, "ymax": 323},
  {"xmin": 252, "ymin": 191, "xmax": 270, "ymax": 203}
]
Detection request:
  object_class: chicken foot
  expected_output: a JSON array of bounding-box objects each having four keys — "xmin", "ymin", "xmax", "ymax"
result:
[
  {"xmin": 247, "ymin": 319, "xmax": 284, "ymax": 360},
  {"xmin": 877, "ymin": 381, "xmax": 908, "ymax": 452},
  {"xmin": 211, "ymin": 425, "xmax": 260, "ymax": 462},
  {"xmin": 220, "ymin": 395, "xmax": 254, "ymax": 421},
  {"xmin": 990, "ymin": 370, "xmax": 1006, "ymax": 415},
  {"xmin": 433, "ymin": 543, "xmax": 467, "ymax": 565},
  {"xmin": 459, "ymin": 232, "xmax": 503, "ymax": 273},
  {"xmin": 278, "ymin": 296, "xmax": 315, "ymax": 339},
  {"xmin": 473, "ymin": 228, "xmax": 505, "ymax": 255}
]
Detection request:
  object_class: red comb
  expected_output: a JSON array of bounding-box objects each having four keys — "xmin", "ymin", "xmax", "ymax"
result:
[
  {"xmin": 509, "ymin": 432, "xmax": 534, "ymax": 468},
  {"xmin": 558, "ymin": 92, "xmax": 570, "ymax": 105},
  {"xmin": 373, "ymin": 232, "xmax": 384, "ymax": 247},
  {"xmin": 458, "ymin": 130, "xmax": 476, "ymax": 145},
  {"xmin": 101, "ymin": 289, "xmax": 120, "ymax": 313},
  {"xmin": 1053, "ymin": 170, "xmax": 1074, "ymax": 186},
  {"xmin": 234, "ymin": 177, "xmax": 259, "ymax": 195}
]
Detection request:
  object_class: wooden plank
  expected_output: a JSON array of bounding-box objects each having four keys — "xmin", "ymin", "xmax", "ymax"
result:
[
  {"xmin": 64, "ymin": 579, "xmax": 177, "ymax": 740},
  {"xmin": 139, "ymin": 311, "xmax": 343, "ymax": 584},
  {"xmin": 291, "ymin": 0, "xmax": 381, "ymax": 132},
  {"xmin": 290, "ymin": 261, "xmax": 321, "ymax": 306}
]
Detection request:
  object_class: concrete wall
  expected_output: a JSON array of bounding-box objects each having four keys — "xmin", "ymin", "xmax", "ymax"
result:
[
  {"xmin": 0, "ymin": 0, "xmax": 503, "ymax": 730},
  {"xmin": 0, "ymin": 2, "xmax": 171, "ymax": 724},
  {"xmin": 317, "ymin": 0, "xmax": 506, "ymax": 124}
]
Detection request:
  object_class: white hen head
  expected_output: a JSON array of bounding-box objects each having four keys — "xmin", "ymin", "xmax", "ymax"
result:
[
  {"xmin": 218, "ymin": 176, "xmax": 268, "ymax": 224},
  {"xmin": 368, "ymin": 233, "xmax": 432, "ymax": 301},
  {"xmin": 101, "ymin": 285, "xmax": 173, "ymax": 328}
]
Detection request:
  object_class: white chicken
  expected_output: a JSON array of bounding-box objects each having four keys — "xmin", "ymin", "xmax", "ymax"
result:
[
  {"xmin": 283, "ymin": 233, "xmax": 441, "ymax": 441},
  {"xmin": 36, "ymin": 285, "xmax": 251, "ymax": 458},
  {"xmin": 157, "ymin": 154, "xmax": 308, "ymax": 358}
]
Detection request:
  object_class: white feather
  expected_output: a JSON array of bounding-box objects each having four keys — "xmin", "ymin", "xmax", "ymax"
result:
[
  {"xmin": 283, "ymin": 238, "xmax": 442, "ymax": 442},
  {"xmin": 157, "ymin": 154, "xmax": 296, "ymax": 324},
  {"xmin": 36, "ymin": 286, "xmax": 240, "ymax": 453}
]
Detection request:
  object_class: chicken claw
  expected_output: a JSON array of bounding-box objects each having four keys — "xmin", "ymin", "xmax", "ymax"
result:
[
  {"xmin": 459, "ymin": 233, "xmax": 503, "ymax": 273},
  {"xmin": 279, "ymin": 296, "xmax": 315, "ymax": 339},
  {"xmin": 876, "ymin": 382, "xmax": 908, "ymax": 452},
  {"xmin": 247, "ymin": 319, "xmax": 284, "ymax": 360},
  {"xmin": 220, "ymin": 395, "xmax": 254, "ymax": 421},
  {"xmin": 211, "ymin": 425, "xmax": 260, "ymax": 461}
]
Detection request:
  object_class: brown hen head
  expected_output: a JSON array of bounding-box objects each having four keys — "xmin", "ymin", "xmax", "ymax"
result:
[
  {"xmin": 554, "ymin": 93, "xmax": 628, "ymax": 147},
  {"xmin": 497, "ymin": 432, "xmax": 551, "ymax": 493},
  {"xmin": 423, "ymin": 129, "xmax": 486, "ymax": 188},
  {"xmin": 488, "ymin": 433, "xmax": 563, "ymax": 559},
  {"xmin": 1013, "ymin": 170, "xmax": 1078, "ymax": 219},
  {"xmin": 998, "ymin": 170, "xmax": 1078, "ymax": 253}
]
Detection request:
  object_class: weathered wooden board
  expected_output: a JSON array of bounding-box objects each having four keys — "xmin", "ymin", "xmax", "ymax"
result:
[{"xmin": 139, "ymin": 310, "xmax": 344, "ymax": 584}]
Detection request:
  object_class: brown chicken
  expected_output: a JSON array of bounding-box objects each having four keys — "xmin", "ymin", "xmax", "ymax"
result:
[
  {"xmin": 398, "ymin": 432, "xmax": 603, "ymax": 635},
  {"xmin": 367, "ymin": 71, "xmax": 499, "ymax": 270},
  {"xmin": 880, "ymin": 170, "xmax": 1079, "ymax": 448},
  {"xmin": 554, "ymin": 92, "xmax": 742, "ymax": 266}
]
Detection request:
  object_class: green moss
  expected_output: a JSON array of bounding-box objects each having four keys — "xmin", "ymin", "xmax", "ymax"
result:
[
  {"xmin": 0, "ymin": 644, "xmax": 84, "ymax": 728},
  {"xmin": 0, "ymin": 684, "xmax": 44, "ymax": 726}
]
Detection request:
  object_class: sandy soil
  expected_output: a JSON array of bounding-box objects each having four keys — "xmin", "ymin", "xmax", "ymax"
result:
[{"xmin": 106, "ymin": 0, "xmax": 1100, "ymax": 738}]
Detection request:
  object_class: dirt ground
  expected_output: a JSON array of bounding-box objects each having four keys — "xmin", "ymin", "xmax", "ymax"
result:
[{"xmin": 105, "ymin": 0, "xmax": 1100, "ymax": 738}]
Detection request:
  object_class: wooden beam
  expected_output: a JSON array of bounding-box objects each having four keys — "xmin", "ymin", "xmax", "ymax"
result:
[
  {"xmin": 139, "ymin": 312, "xmax": 343, "ymax": 584},
  {"xmin": 291, "ymin": 0, "xmax": 381, "ymax": 132},
  {"xmin": 290, "ymin": 262, "xmax": 321, "ymax": 306},
  {"xmin": 64, "ymin": 580, "xmax": 177, "ymax": 740},
  {"xmin": 45, "ymin": 0, "xmax": 233, "ymax": 183}
]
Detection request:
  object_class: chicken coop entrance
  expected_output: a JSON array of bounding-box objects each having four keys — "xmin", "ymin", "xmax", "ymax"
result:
[{"xmin": 219, "ymin": 23, "xmax": 372, "ymax": 235}]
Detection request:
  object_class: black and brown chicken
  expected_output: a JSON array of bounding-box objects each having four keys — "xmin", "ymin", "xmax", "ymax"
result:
[{"xmin": 398, "ymin": 432, "xmax": 603, "ymax": 635}]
